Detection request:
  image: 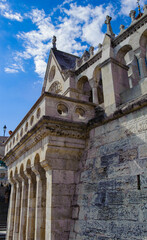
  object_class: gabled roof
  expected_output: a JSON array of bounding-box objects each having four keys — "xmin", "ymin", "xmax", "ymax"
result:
[{"xmin": 52, "ymin": 48, "xmax": 79, "ymax": 70}]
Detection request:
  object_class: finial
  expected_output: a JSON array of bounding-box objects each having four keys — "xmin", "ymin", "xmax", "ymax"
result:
[
  {"xmin": 143, "ymin": 4, "xmax": 147, "ymax": 14},
  {"xmin": 52, "ymin": 36, "xmax": 57, "ymax": 49},
  {"xmin": 137, "ymin": 0, "xmax": 141, "ymax": 14},
  {"xmin": 129, "ymin": 10, "xmax": 136, "ymax": 22},
  {"xmin": 98, "ymin": 43, "xmax": 102, "ymax": 49},
  {"xmin": 105, "ymin": 15, "xmax": 115, "ymax": 38},
  {"xmin": 119, "ymin": 24, "xmax": 125, "ymax": 33},
  {"xmin": 89, "ymin": 46, "xmax": 94, "ymax": 57}
]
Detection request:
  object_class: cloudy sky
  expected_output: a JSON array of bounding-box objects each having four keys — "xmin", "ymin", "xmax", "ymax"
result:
[{"xmin": 0, "ymin": 0, "xmax": 146, "ymax": 136}]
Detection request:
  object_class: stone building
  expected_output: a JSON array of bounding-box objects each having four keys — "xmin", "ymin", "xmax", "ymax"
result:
[
  {"xmin": 0, "ymin": 136, "xmax": 9, "ymax": 238},
  {"xmin": 0, "ymin": 136, "xmax": 8, "ymax": 189},
  {"xmin": 3, "ymin": 5, "xmax": 147, "ymax": 240}
]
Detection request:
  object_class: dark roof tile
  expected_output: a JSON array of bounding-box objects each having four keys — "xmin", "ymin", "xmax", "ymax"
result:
[{"xmin": 52, "ymin": 49, "xmax": 79, "ymax": 70}]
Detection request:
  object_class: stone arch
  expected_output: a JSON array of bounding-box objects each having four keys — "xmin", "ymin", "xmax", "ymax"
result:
[
  {"xmin": 9, "ymin": 170, "xmax": 14, "ymax": 182},
  {"xmin": 19, "ymin": 163, "xmax": 24, "ymax": 175},
  {"xmin": 140, "ymin": 29, "xmax": 147, "ymax": 64},
  {"xmin": 117, "ymin": 44, "xmax": 140, "ymax": 88},
  {"xmin": 34, "ymin": 153, "xmax": 40, "ymax": 165},
  {"xmin": 26, "ymin": 159, "xmax": 31, "ymax": 169},
  {"xmin": 117, "ymin": 45, "xmax": 132, "ymax": 64},
  {"xmin": 77, "ymin": 76, "xmax": 92, "ymax": 102},
  {"xmin": 93, "ymin": 67, "xmax": 104, "ymax": 104},
  {"xmin": 49, "ymin": 81, "xmax": 62, "ymax": 94},
  {"xmin": 14, "ymin": 167, "xmax": 18, "ymax": 176},
  {"xmin": 140, "ymin": 29, "xmax": 147, "ymax": 48}
]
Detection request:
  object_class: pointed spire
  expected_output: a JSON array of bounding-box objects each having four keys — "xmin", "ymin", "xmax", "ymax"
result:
[
  {"xmin": 105, "ymin": 15, "xmax": 115, "ymax": 38},
  {"xmin": 52, "ymin": 36, "xmax": 57, "ymax": 49}
]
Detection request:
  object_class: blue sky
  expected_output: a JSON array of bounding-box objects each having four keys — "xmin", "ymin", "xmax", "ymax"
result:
[{"xmin": 0, "ymin": 0, "xmax": 146, "ymax": 136}]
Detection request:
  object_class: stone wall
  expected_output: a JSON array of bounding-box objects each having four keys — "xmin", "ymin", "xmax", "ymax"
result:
[{"xmin": 70, "ymin": 105, "xmax": 147, "ymax": 240}]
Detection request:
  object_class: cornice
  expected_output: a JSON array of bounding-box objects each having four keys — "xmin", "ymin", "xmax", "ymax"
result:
[
  {"xmin": 75, "ymin": 51, "xmax": 102, "ymax": 76},
  {"xmin": 88, "ymin": 93, "xmax": 147, "ymax": 130},
  {"xmin": 5, "ymin": 92, "xmax": 96, "ymax": 145},
  {"xmin": 99, "ymin": 57, "xmax": 129, "ymax": 70},
  {"xmin": 112, "ymin": 14, "xmax": 147, "ymax": 47},
  {"xmin": 3, "ymin": 116, "xmax": 87, "ymax": 166}
]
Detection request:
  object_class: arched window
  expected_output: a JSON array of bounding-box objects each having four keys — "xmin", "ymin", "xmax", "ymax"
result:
[
  {"xmin": 93, "ymin": 67, "xmax": 104, "ymax": 104},
  {"xmin": 117, "ymin": 45, "xmax": 140, "ymax": 88},
  {"xmin": 49, "ymin": 81, "xmax": 62, "ymax": 94},
  {"xmin": 77, "ymin": 76, "xmax": 92, "ymax": 102}
]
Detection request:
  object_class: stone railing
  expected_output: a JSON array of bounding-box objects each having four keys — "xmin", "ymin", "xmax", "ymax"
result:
[{"xmin": 5, "ymin": 92, "xmax": 95, "ymax": 154}]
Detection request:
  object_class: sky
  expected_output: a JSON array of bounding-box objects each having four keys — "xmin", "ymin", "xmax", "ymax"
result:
[{"xmin": 0, "ymin": 0, "xmax": 146, "ymax": 136}]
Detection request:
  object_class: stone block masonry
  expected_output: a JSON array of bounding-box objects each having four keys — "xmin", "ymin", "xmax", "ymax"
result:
[
  {"xmin": 70, "ymin": 105, "xmax": 147, "ymax": 240},
  {"xmin": 3, "ymin": 5, "xmax": 147, "ymax": 240}
]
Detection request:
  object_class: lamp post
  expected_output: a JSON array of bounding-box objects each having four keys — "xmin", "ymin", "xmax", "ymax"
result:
[{"xmin": 3, "ymin": 125, "xmax": 7, "ymax": 137}]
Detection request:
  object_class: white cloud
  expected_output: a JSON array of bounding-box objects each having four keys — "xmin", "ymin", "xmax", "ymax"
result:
[
  {"xmin": 5, "ymin": 68, "xmax": 18, "ymax": 73},
  {"xmin": 5, "ymin": 62, "xmax": 24, "ymax": 74},
  {"xmin": 0, "ymin": 0, "xmax": 23, "ymax": 21},
  {"xmin": 120, "ymin": 0, "xmax": 146, "ymax": 15},
  {"xmin": 13, "ymin": 2, "xmax": 113, "ymax": 78}
]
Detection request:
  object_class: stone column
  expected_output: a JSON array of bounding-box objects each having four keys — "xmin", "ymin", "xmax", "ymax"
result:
[
  {"xmin": 41, "ymin": 160, "xmax": 52, "ymax": 240},
  {"xmin": 89, "ymin": 78, "xmax": 99, "ymax": 104},
  {"xmin": 92, "ymin": 87, "xmax": 99, "ymax": 104},
  {"xmin": 136, "ymin": 52, "xmax": 147, "ymax": 79},
  {"xmin": 6, "ymin": 177, "xmax": 16, "ymax": 240},
  {"xmin": 32, "ymin": 163, "xmax": 46, "ymax": 240},
  {"xmin": 13, "ymin": 174, "xmax": 22, "ymax": 240},
  {"xmin": 25, "ymin": 168, "xmax": 36, "ymax": 240},
  {"xmin": 18, "ymin": 171, "xmax": 28, "ymax": 240}
]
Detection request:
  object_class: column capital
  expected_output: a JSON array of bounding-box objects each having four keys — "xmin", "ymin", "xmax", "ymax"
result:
[
  {"xmin": 13, "ymin": 172, "xmax": 22, "ymax": 185},
  {"xmin": 40, "ymin": 160, "xmax": 51, "ymax": 172},
  {"xmin": 24, "ymin": 167, "xmax": 36, "ymax": 183},
  {"xmin": 9, "ymin": 175, "xmax": 15, "ymax": 185},
  {"xmin": 32, "ymin": 163, "xmax": 45, "ymax": 180}
]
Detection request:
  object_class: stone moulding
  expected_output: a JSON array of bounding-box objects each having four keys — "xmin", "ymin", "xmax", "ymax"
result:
[
  {"xmin": 3, "ymin": 116, "xmax": 87, "ymax": 166},
  {"xmin": 88, "ymin": 93, "xmax": 147, "ymax": 129},
  {"xmin": 112, "ymin": 14, "xmax": 147, "ymax": 47},
  {"xmin": 75, "ymin": 51, "xmax": 102, "ymax": 75},
  {"xmin": 99, "ymin": 57, "xmax": 129, "ymax": 70},
  {"xmin": 4, "ymin": 92, "xmax": 95, "ymax": 151}
]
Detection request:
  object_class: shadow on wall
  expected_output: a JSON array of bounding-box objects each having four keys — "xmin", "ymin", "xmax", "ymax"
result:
[{"xmin": 70, "ymin": 105, "xmax": 147, "ymax": 240}]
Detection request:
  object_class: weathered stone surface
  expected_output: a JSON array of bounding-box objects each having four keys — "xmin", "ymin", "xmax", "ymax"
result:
[{"xmin": 3, "ymin": 7, "xmax": 147, "ymax": 240}]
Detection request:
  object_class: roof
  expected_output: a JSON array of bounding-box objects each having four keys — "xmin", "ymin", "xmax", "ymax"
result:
[{"xmin": 52, "ymin": 48, "xmax": 79, "ymax": 70}]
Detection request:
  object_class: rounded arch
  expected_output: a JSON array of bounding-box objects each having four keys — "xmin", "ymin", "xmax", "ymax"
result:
[
  {"xmin": 26, "ymin": 159, "xmax": 31, "ymax": 169},
  {"xmin": 140, "ymin": 29, "xmax": 147, "ymax": 66},
  {"xmin": 34, "ymin": 153, "xmax": 40, "ymax": 166},
  {"xmin": 93, "ymin": 66, "xmax": 104, "ymax": 104},
  {"xmin": 14, "ymin": 167, "xmax": 18, "ymax": 175},
  {"xmin": 117, "ymin": 44, "xmax": 140, "ymax": 88},
  {"xmin": 140, "ymin": 29, "xmax": 147, "ymax": 48},
  {"xmin": 77, "ymin": 76, "xmax": 92, "ymax": 102},
  {"xmin": 49, "ymin": 81, "xmax": 62, "ymax": 94},
  {"xmin": 117, "ymin": 45, "xmax": 133, "ymax": 63},
  {"xmin": 9, "ymin": 170, "xmax": 13, "ymax": 179},
  {"xmin": 19, "ymin": 163, "xmax": 24, "ymax": 175}
]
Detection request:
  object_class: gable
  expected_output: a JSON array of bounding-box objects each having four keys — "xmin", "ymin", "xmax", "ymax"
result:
[{"xmin": 42, "ymin": 49, "xmax": 65, "ymax": 94}]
